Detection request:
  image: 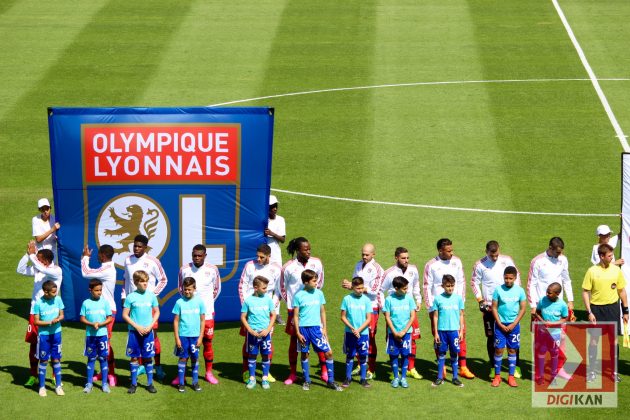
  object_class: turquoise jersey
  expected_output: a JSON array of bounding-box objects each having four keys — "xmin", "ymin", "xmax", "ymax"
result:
[
  {"xmin": 293, "ymin": 288, "xmax": 326, "ymax": 327},
  {"xmin": 241, "ymin": 294, "xmax": 275, "ymax": 331},
  {"xmin": 431, "ymin": 292, "xmax": 464, "ymax": 331},
  {"xmin": 32, "ymin": 296, "xmax": 64, "ymax": 335},
  {"xmin": 124, "ymin": 290, "xmax": 158, "ymax": 331},
  {"xmin": 340, "ymin": 293, "xmax": 372, "ymax": 335},
  {"xmin": 537, "ymin": 296, "xmax": 568, "ymax": 337},
  {"xmin": 383, "ymin": 293, "xmax": 415, "ymax": 333},
  {"xmin": 493, "ymin": 284, "xmax": 526, "ymax": 324},
  {"xmin": 80, "ymin": 297, "xmax": 112, "ymax": 337},
  {"xmin": 172, "ymin": 296, "xmax": 206, "ymax": 337}
]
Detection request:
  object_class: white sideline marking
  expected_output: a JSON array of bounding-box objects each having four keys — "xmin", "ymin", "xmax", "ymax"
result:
[
  {"xmin": 208, "ymin": 77, "xmax": 629, "ymax": 107},
  {"xmin": 271, "ymin": 188, "xmax": 619, "ymax": 217},
  {"xmin": 552, "ymin": 0, "xmax": 630, "ymax": 152}
]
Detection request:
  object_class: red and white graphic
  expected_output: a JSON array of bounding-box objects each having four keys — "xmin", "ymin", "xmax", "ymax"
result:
[{"xmin": 532, "ymin": 322, "xmax": 617, "ymax": 408}]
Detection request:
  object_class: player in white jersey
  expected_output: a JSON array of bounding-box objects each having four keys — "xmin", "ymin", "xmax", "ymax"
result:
[
  {"xmin": 122, "ymin": 235, "xmax": 168, "ymax": 380},
  {"xmin": 175, "ymin": 244, "xmax": 222, "ymax": 385},
  {"xmin": 265, "ymin": 195, "xmax": 286, "ymax": 325},
  {"xmin": 341, "ymin": 243, "xmax": 383, "ymax": 378},
  {"xmin": 527, "ymin": 237, "xmax": 575, "ymax": 318},
  {"xmin": 32, "ymin": 198, "xmax": 60, "ymax": 258},
  {"xmin": 591, "ymin": 225, "xmax": 623, "ymax": 266},
  {"xmin": 81, "ymin": 244, "xmax": 118, "ymax": 385},
  {"xmin": 280, "ymin": 237, "xmax": 326, "ymax": 385},
  {"xmin": 471, "ymin": 241, "xmax": 522, "ymax": 378},
  {"xmin": 380, "ymin": 247, "xmax": 423, "ymax": 379},
  {"xmin": 16, "ymin": 241, "xmax": 63, "ymax": 386},
  {"xmin": 423, "ymin": 238, "xmax": 475, "ymax": 379},
  {"xmin": 238, "ymin": 244, "xmax": 281, "ymax": 382}
]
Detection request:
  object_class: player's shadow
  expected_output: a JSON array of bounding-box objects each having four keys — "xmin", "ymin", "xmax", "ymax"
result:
[
  {"xmin": 0, "ymin": 298, "xmax": 31, "ymax": 320},
  {"xmin": 0, "ymin": 361, "xmax": 86, "ymax": 391}
]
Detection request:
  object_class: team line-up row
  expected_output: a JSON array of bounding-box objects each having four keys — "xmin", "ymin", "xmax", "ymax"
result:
[{"xmin": 19, "ymin": 232, "xmax": 629, "ymax": 395}]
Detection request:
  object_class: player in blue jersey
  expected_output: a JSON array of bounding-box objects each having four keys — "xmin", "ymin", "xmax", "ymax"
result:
[
  {"xmin": 491, "ymin": 266, "xmax": 527, "ymax": 387},
  {"xmin": 340, "ymin": 277, "xmax": 372, "ymax": 388},
  {"xmin": 32, "ymin": 280, "xmax": 65, "ymax": 397},
  {"xmin": 293, "ymin": 269, "xmax": 343, "ymax": 391},
  {"xmin": 80, "ymin": 279, "xmax": 113, "ymax": 394},
  {"xmin": 173, "ymin": 277, "xmax": 206, "ymax": 392},
  {"xmin": 241, "ymin": 276, "xmax": 276, "ymax": 390},
  {"xmin": 431, "ymin": 274, "xmax": 465, "ymax": 387},
  {"xmin": 122, "ymin": 270, "xmax": 160, "ymax": 394},
  {"xmin": 534, "ymin": 282, "xmax": 568, "ymax": 385},
  {"xmin": 383, "ymin": 276, "xmax": 416, "ymax": 389}
]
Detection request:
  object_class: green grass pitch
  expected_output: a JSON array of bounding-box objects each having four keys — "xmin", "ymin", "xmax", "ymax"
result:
[{"xmin": 1, "ymin": 0, "xmax": 630, "ymax": 418}]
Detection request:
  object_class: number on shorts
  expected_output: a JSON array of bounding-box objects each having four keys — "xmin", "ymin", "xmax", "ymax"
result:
[
  {"xmin": 99, "ymin": 341, "xmax": 108, "ymax": 351},
  {"xmin": 454, "ymin": 338, "xmax": 460, "ymax": 347},
  {"xmin": 191, "ymin": 344, "xmax": 197, "ymax": 353},
  {"xmin": 145, "ymin": 342, "xmax": 154, "ymax": 352},
  {"xmin": 402, "ymin": 339, "xmax": 409, "ymax": 349},
  {"xmin": 511, "ymin": 334, "xmax": 521, "ymax": 343},
  {"xmin": 361, "ymin": 340, "xmax": 369, "ymax": 351}
]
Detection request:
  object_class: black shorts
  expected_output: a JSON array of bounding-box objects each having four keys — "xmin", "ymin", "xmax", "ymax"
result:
[{"xmin": 591, "ymin": 302, "xmax": 621, "ymax": 335}]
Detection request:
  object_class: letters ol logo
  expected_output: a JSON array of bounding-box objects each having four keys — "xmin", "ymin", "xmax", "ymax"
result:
[
  {"xmin": 95, "ymin": 194, "xmax": 170, "ymax": 268},
  {"xmin": 531, "ymin": 322, "xmax": 617, "ymax": 408}
]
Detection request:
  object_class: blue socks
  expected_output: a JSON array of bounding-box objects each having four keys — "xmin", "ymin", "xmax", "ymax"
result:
[
  {"xmin": 130, "ymin": 361, "xmax": 139, "ymax": 385},
  {"xmin": 191, "ymin": 358, "xmax": 199, "ymax": 384},
  {"xmin": 52, "ymin": 362, "xmax": 62, "ymax": 387},
  {"xmin": 325, "ymin": 359, "xmax": 335, "ymax": 383},
  {"xmin": 248, "ymin": 358, "xmax": 257, "ymax": 379},
  {"xmin": 494, "ymin": 355, "xmax": 502, "ymax": 375},
  {"xmin": 401, "ymin": 356, "xmax": 409, "ymax": 379},
  {"xmin": 345, "ymin": 357, "xmax": 353, "ymax": 380},
  {"xmin": 451, "ymin": 353, "xmax": 459, "ymax": 380},
  {"xmin": 391, "ymin": 356, "xmax": 399, "ymax": 379},
  {"xmin": 358, "ymin": 356, "xmax": 367, "ymax": 381},
  {"xmin": 301, "ymin": 358, "xmax": 311, "ymax": 383},
  {"xmin": 87, "ymin": 358, "xmax": 96, "ymax": 385},
  {"xmin": 437, "ymin": 353, "xmax": 446, "ymax": 379},
  {"xmin": 38, "ymin": 363, "xmax": 47, "ymax": 388},
  {"xmin": 100, "ymin": 357, "xmax": 109, "ymax": 382},
  {"xmin": 261, "ymin": 357, "xmax": 270, "ymax": 379},
  {"xmin": 178, "ymin": 360, "xmax": 186, "ymax": 384},
  {"xmin": 508, "ymin": 354, "xmax": 517, "ymax": 376},
  {"xmin": 145, "ymin": 362, "xmax": 154, "ymax": 385}
]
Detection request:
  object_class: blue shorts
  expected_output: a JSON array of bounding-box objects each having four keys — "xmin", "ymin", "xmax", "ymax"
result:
[
  {"xmin": 297, "ymin": 326, "xmax": 331, "ymax": 353},
  {"xmin": 246, "ymin": 332, "xmax": 272, "ymax": 356},
  {"xmin": 386, "ymin": 332, "xmax": 411, "ymax": 357},
  {"xmin": 494, "ymin": 323, "xmax": 521, "ymax": 350},
  {"xmin": 38, "ymin": 332, "xmax": 62, "ymax": 361},
  {"xmin": 437, "ymin": 330, "xmax": 460, "ymax": 355},
  {"xmin": 343, "ymin": 332, "xmax": 369, "ymax": 357},
  {"xmin": 174, "ymin": 336, "xmax": 200, "ymax": 359},
  {"xmin": 126, "ymin": 330, "xmax": 155, "ymax": 358},
  {"xmin": 84, "ymin": 335, "xmax": 109, "ymax": 359}
]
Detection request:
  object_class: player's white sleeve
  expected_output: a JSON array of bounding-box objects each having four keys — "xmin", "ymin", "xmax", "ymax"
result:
[
  {"xmin": 213, "ymin": 266, "xmax": 222, "ymax": 300},
  {"xmin": 17, "ymin": 254, "xmax": 35, "ymax": 276},
  {"xmin": 280, "ymin": 267, "xmax": 287, "ymax": 303},
  {"xmin": 471, "ymin": 262, "xmax": 483, "ymax": 300},
  {"xmin": 590, "ymin": 246, "xmax": 599, "ymax": 266},
  {"xmin": 561, "ymin": 259, "xmax": 574, "ymax": 302},
  {"xmin": 317, "ymin": 263, "xmax": 324, "ymax": 289},
  {"xmin": 80, "ymin": 256, "xmax": 106, "ymax": 279},
  {"xmin": 238, "ymin": 265, "xmax": 249, "ymax": 304},
  {"xmin": 367, "ymin": 267, "xmax": 384, "ymax": 302},
  {"xmin": 457, "ymin": 261, "xmax": 466, "ymax": 302},
  {"xmin": 273, "ymin": 268, "xmax": 282, "ymax": 307},
  {"xmin": 177, "ymin": 267, "xmax": 185, "ymax": 295},
  {"xmin": 28, "ymin": 254, "xmax": 61, "ymax": 279},
  {"xmin": 422, "ymin": 263, "xmax": 434, "ymax": 310},
  {"xmin": 511, "ymin": 257, "xmax": 522, "ymax": 287},
  {"xmin": 152, "ymin": 260, "xmax": 168, "ymax": 296},
  {"xmin": 527, "ymin": 259, "xmax": 539, "ymax": 308},
  {"xmin": 412, "ymin": 273, "xmax": 422, "ymax": 309}
]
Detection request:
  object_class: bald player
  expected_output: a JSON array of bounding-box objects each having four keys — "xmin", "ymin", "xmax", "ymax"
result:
[{"xmin": 341, "ymin": 243, "xmax": 383, "ymax": 378}]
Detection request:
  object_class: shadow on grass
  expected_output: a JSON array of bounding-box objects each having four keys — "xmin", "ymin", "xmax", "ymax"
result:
[{"xmin": 0, "ymin": 298, "xmax": 30, "ymax": 320}]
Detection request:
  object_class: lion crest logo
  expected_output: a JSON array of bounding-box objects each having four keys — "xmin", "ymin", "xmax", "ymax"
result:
[{"xmin": 96, "ymin": 194, "xmax": 170, "ymax": 268}]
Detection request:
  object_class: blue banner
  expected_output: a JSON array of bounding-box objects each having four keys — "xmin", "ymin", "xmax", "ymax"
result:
[{"xmin": 48, "ymin": 107, "xmax": 274, "ymax": 321}]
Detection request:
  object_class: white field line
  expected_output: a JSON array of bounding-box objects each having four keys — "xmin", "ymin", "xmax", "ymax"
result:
[
  {"xmin": 207, "ymin": 77, "xmax": 629, "ymax": 107},
  {"xmin": 552, "ymin": 0, "xmax": 630, "ymax": 152},
  {"xmin": 271, "ymin": 188, "xmax": 619, "ymax": 217}
]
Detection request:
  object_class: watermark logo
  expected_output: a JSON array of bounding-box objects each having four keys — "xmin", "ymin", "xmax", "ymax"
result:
[{"xmin": 532, "ymin": 322, "xmax": 617, "ymax": 408}]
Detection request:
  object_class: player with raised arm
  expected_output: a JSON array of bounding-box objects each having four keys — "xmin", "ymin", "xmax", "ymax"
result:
[
  {"xmin": 341, "ymin": 243, "xmax": 383, "ymax": 379},
  {"xmin": 591, "ymin": 225, "xmax": 623, "ymax": 266},
  {"xmin": 175, "ymin": 244, "xmax": 221, "ymax": 385},
  {"xmin": 122, "ymin": 234, "xmax": 168, "ymax": 380},
  {"xmin": 81, "ymin": 244, "xmax": 118, "ymax": 386},
  {"xmin": 238, "ymin": 244, "xmax": 281, "ymax": 382},
  {"xmin": 471, "ymin": 240, "xmax": 522, "ymax": 378},
  {"xmin": 423, "ymin": 238, "xmax": 474, "ymax": 379},
  {"xmin": 280, "ymin": 237, "xmax": 326, "ymax": 385},
  {"xmin": 32, "ymin": 198, "xmax": 60, "ymax": 255},
  {"xmin": 380, "ymin": 247, "xmax": 422, "ymax": 380},
  {"xmin": 16, "ymin": 240, "xmax": 62, "ymax": 387}
]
